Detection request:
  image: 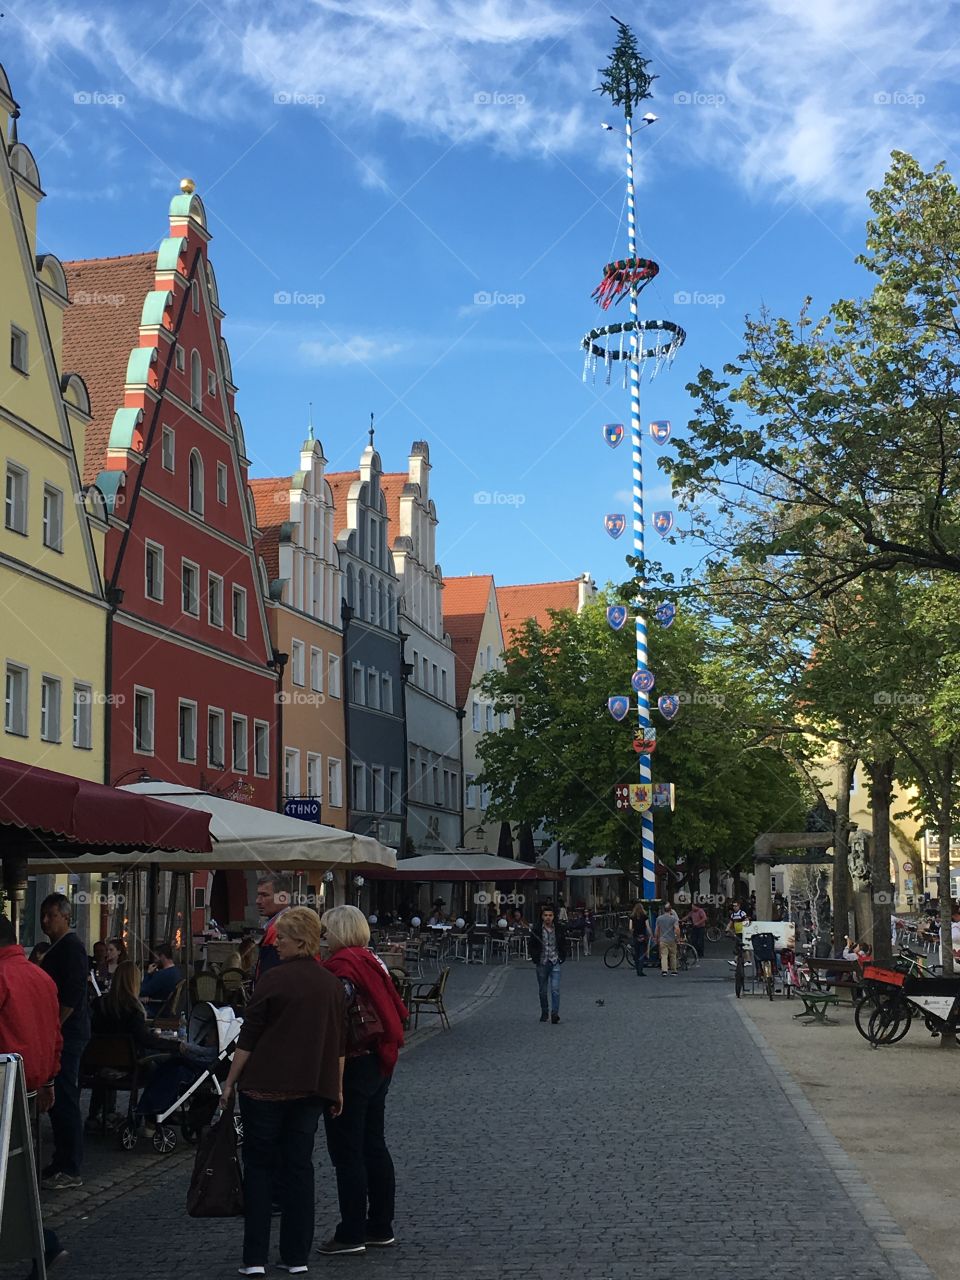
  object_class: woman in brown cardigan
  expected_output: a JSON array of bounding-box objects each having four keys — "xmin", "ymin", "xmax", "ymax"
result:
[{"xmin": 220, "ymin": 906, "xmax": 346, "ymax": 1276}]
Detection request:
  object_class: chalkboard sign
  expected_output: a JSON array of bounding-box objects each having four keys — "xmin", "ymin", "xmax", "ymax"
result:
[{"xmin": 0, "ymin": 1054, "xmax": 46, "ymax": 1276}]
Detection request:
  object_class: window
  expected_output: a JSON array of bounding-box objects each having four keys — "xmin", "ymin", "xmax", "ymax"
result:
[
  {"xmin": 432, "ymin": 766, "xmax": 440, "ymax": 805},
  {"xmin": 310, "ymin": 647, "xmax": 323, "ymax": 693},
  {"xmin": 175, "ymin": 345, "xmax": 185, "ymax": 373},
  {"xmin": 190, "ymin": 349, "xmax": 202, "ymax": 409},
  {"xmin": 42, "ymin": 486, "xmax": 63, "ymax": 551},
  {"xmin": 145, "ymin": 542, "xmax": 164, "ymax": 602},
  {"xmin": 381, "ymin": 673, "xmax": 393, "ymax": 715},
  {"xmin": 471, "ymin": 700, "xmax": 480, "ymax": 732},
  {"xmin": 451, "ymin": 770, "xmax": 459, "ymax": 807},
  {"xmin": 207, "ymin": 573, "xmax": 223, "ymax": 627},
  {"xmin": 369, "ymin": 516, "xmax": 379, "ymax": 567},
  {"xmin": 4, "ymin": 464, "xmax": 27, "ymax": 534},
  {"xmin": 232, "ymin": 586, "xmax": 247, "ymax": 637},
  {"xmin": 207, "ymin": 370, "xmax": 217, "ymax": 397},
  {"xmin": 161, "ymin": 426, "xmax": 175, "ymax": 471},
  {"xmin": 486, "ymin": 645, "xmax": 493, "ymax": 669},
  {"xmin": 10, "ymin": 325, "xmax": 28, "ymax": 373},
  {"xmin": 4, "ymin": 664, "xmax": 27, "ymax": 736},
  {"xmin": 307, "ymin": 752, "xmax": 323, "ymax": 801},
  {"xmin": 352, "ymin": 763, "xmax": 366, "ymax": 811},
  {"xmin": 442, "ymin": 769, "xmax": 450, "ymax": 808},
  {"xmin": 254, "ymin": 721, "xmax": 269, "ymax": 776},
  {"xmin": 352, "ymin": 664, "xmax": 364, "ymax": 705},
  {"xmin": 411, "ymin": 650, "xmax": 418, "ymax": 684},
  {"xmin": 465, "ymin": 774, "xmax": 476, "ymax": 808},
  {"xmin": 421, "ymin": 657, "xmax": 428, "ymax": 687},
  {"xmin": 480, "ymin": 783, "xmax": 491, "ymax": 810},
  {"xmin": 231, "ymin": 715, "xmax": 248, "ymax": 772},
  {"xmin": 73, "ymin": 683, "xmax": 93, "ymax": 749},
  {"xmin": 284, "ymin": 748, "xmax": 300, "ymax": 798},
  {"xmin": 485, "ymin": 704, "xmax": 494, "ymax": 732},
  {"xmin": 328, "ymin": 653, "xmax": 341, "ymax": 698},
  {"xmin": 291, "ymin": 640, "xmax": 305, "ymax": 686},
  {"xmin": 389, "ymin": 768, "xmax": 401, "ymax": 814},
  {"xmin": 216, "ymin": 462, "xmax": 227, "ymax": 504},
  {"xmin": 207, "ymin": 707, "xmax": 225, "ymax": 768},
  {"xmin": 188, "ymin": 450, "xmax": 204, "ymax": 516},
  {"xmin": 178, "ymin": 699, "xmax": 197, "ymax": 762},
  {"xmin": 40, "ymin": 676, "xmax": 61, "ymax": 742},
  {"xmin": 191, "ymin": 278, "xmax": 200, "ymax": 313},
  {"xmin": 181, "ymin": 560, "xmax": 199, "ymax": 615},
  {"xmin": 328, "ymin": 758, "xmax": 343, "ymax": 808},
  {"xmin": 372, "ymin": 766, "xmax": 385, "ymax": 813},
  {"xmin": 133, "ymin": 687, "xmax": 155, "ymax": 754},
  {"xmin": 432, "ymin": 663, "xmax": 438, "ymax": 696},
  {"xmin": 440, "ymin": 669, "xmax": 447, "ymax": 702},
  {"xmin": 366, "ymin": 669, "xmax": 379, "ymax": 709},
  {"xmin": 408, "ymin": 757, "xmax": 417, "ymax": 800},
  {"xmin": 478, "ymin": 650, "xmax": 485, "ymax": 672}
]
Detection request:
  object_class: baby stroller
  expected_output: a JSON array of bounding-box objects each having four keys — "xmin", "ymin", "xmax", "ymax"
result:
[{"xmin": 137, "ymin": 1002, "xmax": 243, "ymax": 1154}]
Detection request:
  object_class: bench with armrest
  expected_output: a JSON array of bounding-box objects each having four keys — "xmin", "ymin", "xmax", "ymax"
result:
[{"xmin": 804, "ymin": 957, "xmax": 862, "ymax": 999}]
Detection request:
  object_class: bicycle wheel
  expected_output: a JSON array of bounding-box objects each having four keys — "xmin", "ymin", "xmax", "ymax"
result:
[
  {"xmin": 854, "ymin": 994, "xmax": 879, "ymax": 1041},
  {"xmin": 866, "ymin": 999, "xmax": 912, "ymax": 1046},
  {"xmin": 678, "ymin": 943, "xmax": 699, "ymax": 971},
  {"xmin": 705, "ymin": 926, "xmax": 724, "ymax": 943},
  {"xmin": 734, "ymin": 960, "xmax": 744, "ymax": 998},
  {"xmin": 603, "ymin": 942, "xmax": 627, "ymax": 969}
]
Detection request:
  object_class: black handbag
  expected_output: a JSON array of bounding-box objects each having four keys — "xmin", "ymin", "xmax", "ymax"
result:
[
  {"xmin": 340, "ymin": 977, "xmax": 385, "ymax": 1057},
  {"xmin": 186, "ymin": 1104, "xmax": 244, "ymax": 1217}
]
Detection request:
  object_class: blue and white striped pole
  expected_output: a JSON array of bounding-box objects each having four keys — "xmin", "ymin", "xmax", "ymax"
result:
[{"xmin": 625, "ymin": 115, "xmax": 656, "ymax": 901}]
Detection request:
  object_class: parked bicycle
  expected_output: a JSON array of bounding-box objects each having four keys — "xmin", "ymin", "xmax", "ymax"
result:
[{"xmin": 603, "ymin": 931, "xmax": 698, "ymax": 972}]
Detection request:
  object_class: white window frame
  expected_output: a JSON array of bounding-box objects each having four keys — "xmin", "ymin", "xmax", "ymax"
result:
[
  {"xmin": 231, "ymin": 714, "xmax": 248, "ymax": 773},
  {"xmin": 181, "ymin": 559, "xmax": 200, "ymax": 617},
  {"xmin": 40, "ymin": 675, "xmax": 61, "ymax": 743},
  {"xmin": 291, "ymin": 639, "xmax": 305, "ymax": 687},
  {"xmin": 162, "ymin": 425, "xmax": 175, "ymax": 471},
  {"xmin": 145, "ymin": 540, "xmax": 164, "ymax": 603},
  {"xmin": 207, "ymin": 572, "xmax": 223, "ymax": 628},
  {"xmin": 284, "ymin": 747, "xmax": 301, "ymax": 798},
  {"xmin": 73, "ymin": 682, "xmax": 93, "ymax": 749},
  {"xmin": 366, "ymin": 668, "xmax": 379, "ymax": 709},
  {"xmin": 351, "ymin": 663, "xmax": 364, "ymax": 705},
  {"xmin": 42, "ymin": 484, "xmax": 63, "ymax": 552},
  {"xmin": 307, "ymin": 752, "xmax": 323, "ymax": 802},
  {"xmin": 328, "ymin": 757, "xmax": 343, "ymax": 808},
  {"xmin": 254, "ymin": 719, "xmax": 270, "ymax": 777},
  {"xmin": 432, "ymin": 663, "xmax": 438, "ymax": 696},
  {"xmin": 485, "ymin": 704, "xmax": 495, "ymax": 732},
  {"xmin": 328, "ymin": 653, "xmax": 341, "ymax": 698},
  {"xmin": 232, "ymin": 586, "xmax": 247, "ymax": 638},
  {"xmin": 10, "ymin": 324, "xmax": 28, "ymax": 374},
  {"xmin": 207, "ymin": 369, "xmax": 217, "ymax": 396},
  {"xmin": 381, "ymin": 673, "xmax": 393, "ymax": 715},
  {"xmin": 216, "ymin": 461, "xmax": 228, "ymax": 504},
  {"xmin": 4, "ymin": 663, "xmax": 28, "ymax": 737},
  {"xmin": 465, "ymin": 774, "xmax": 477, "ymax": 808},
  {"xmin": 372, "ymin": 765, "xmax": 385, "ymax": 813},
  {"xmin": 441, "ymin": 669, "xmax": 447, "ymax": 702},
  {"xmin": 175, "ymin": 345, "xmax": 185, "ymax": 373},
  {"xmin": 310, "ymin": 647, "xmax": 323, "ymax": 693},
  {"xmin": 133, "ymin": 685, "xmax": 155, "ymax": 755},
  {"xmin": 471, "ymin": 700, "xmax": 481, "ymax": 732},
  {"xmin": 178, "ymin": 698, "xmax": 198, "ymax": 763},
  {"xmin": 4, "ymin": 463, "xmax": 27, "ymax": 535},
  {"xmin": 207, "ymin": 706, "xmax": 225, "ymax": 769}
]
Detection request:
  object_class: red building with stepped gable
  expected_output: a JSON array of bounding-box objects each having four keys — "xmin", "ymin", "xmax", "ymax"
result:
[{"xmin": 63, "ymin": 182, "xmax": 279, "ymax": 927}]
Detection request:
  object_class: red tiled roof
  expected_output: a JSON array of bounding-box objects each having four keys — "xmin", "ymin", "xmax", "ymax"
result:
[
  {"xmin": 62, "ymin": 253, "xmax": 158, "ymax": 485},
  {"xmin": 379, "ymin": 472, "xmax": 408, "ymax": 543},
  {"xmin": 496, "ymin": 580, "xmax": 582, "ymax": 638},
  {"xmin": 249, "ymin": 477, "xmax": 291, "ymax": 582},
  {"xmin": 443, "ymin": 574, "xmax": 494, "ymax": 707}
]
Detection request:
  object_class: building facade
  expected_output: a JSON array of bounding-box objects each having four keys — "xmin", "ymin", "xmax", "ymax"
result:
[
  {"xmin": 251, "ymin": 431, "xmax": 347, "ymax": 830},
  {"xmin": 0, "ymin": 66, "xmax": 108, "ymax": 788},
  {"xmin": 328, "ymin": 436, "xmax": 405, "ymax": 850},
  {"xmin": 443, "ymin": 574, "xmax": 511, "ymax": 852},
  {"xmin": 382, "ymin": 443, "xmax": 460, "ymax": 853}
]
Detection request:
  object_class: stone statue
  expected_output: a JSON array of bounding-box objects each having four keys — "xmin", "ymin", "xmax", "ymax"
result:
[{"xmin": 848, "ymin": 831, "xmax": 872, "ymax": 886}]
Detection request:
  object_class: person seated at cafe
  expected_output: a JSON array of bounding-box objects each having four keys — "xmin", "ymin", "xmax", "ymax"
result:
[
  {"xmin": 140, "ymin": 942, "xmax": 182, "ymax": 1017},
  {"xmin": 87, "ymin": 961, "xmax": 178, "ymax": 1130},
  {"xmin": 427, "ymin": 899, "xmax": 447, "ymax": 927},
  {"xmin": 101, "ymin": 936, "xmax": 126, "ymax": 988}
]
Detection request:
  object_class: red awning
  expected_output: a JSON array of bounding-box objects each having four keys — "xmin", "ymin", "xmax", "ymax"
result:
[{"xmin": 0, "ymin": 757, "xmax": 212, "ymax": 855}]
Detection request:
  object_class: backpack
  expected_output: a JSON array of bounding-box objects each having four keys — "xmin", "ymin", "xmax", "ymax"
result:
[
  {"xmin": 339, "ymin": 977, "xmax": 385, "ymax": 1057},
  {"xmin": 186, "ymin": 1105, "xmax": 244, "ymax": 1217}
]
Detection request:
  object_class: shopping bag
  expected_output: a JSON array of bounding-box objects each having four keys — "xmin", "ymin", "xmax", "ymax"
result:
[{"xmin": 186, "ymin": 1104, "xmax": 244, "ymax": 1217}]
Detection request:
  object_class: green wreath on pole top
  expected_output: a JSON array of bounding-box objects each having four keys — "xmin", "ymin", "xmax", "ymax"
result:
[{"xmin": 595, "ymin": 16, "xmax": 657, "ymax": 119}]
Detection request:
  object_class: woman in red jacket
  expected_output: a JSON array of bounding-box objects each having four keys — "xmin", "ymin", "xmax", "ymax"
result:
[{"xmin": 318, "ymin": 905, "xmax": 408, "ymax": 1256}]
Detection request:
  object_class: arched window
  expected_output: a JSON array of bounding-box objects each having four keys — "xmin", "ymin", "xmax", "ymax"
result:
[
  {"xmin": 358, "ymin": 570, "xmax": 366, "ymax": 619},
  {"xmin": 188, "ymin": 450, "xmax": 204, "ymax": 517},
  {"xmin": 190, "ymin": 350, "xmax": 202, "ymax": 409},
  {"xmin": 377, "ymin": 580, "xmax": 386, "ymax": 627},
  {"xmin": 346, "ymin": 564, "xmax": 355, "ymax": 610}
]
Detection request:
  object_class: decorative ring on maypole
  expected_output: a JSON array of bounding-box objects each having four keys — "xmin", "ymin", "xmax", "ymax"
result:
[
  {"xmin": 580, "ymin": 318, "xmax": 686, "ymax": 384},
  {"xmin": 592, "ymin": 257, "xmax": 659, "ymax": 309}
]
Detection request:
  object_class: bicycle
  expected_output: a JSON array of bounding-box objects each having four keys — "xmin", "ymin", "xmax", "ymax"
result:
[
  {"xmin": 603, "ymin": 932, "xmax": 635, "ymax": 969},
  {"xmin": 750, "ymin": 932, "xmax": 777, "ymax": 1002}
]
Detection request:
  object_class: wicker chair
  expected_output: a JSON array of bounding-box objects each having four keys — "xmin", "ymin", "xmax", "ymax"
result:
[{"xmin": 408, "ymin": 967, "xmax": 451, "ymax": 1030}]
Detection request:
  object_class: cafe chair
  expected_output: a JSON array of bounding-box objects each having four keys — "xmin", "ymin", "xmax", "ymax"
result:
[
  {"xmin": 191, "ymin": 970, "xmax": 221, "ymax": 1005},
  {"xmin": 219, "ymin": 967, "xmax": 248, "ymax": 1007},
  {"xmin": 80, "ymin": 1034, "xmax": 143, "ymax": 1148},
  {"xmin": 154, "ymin": 978, "xmax": 186, "ymax": 1021},
  {"xmin": 408, "ymin": 967, "xmax": 451, "ymax": 1030}
]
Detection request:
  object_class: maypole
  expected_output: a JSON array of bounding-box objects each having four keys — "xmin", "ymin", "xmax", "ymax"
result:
[{"xmin": 585, "ymin": 19, "xmax": 685, "ymax": 901}]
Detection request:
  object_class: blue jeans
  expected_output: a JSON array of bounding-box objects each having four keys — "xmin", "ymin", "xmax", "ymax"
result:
[
  {"xmin": 536, "ymin": 961, "xmax": 561, "ymax": 1015},
  {"xmin": 49, "ymin": 1031, "xmax": 88, "ymax": 1176},
  {"xmin": 633, "ymin": 936, "xmax": 649, "ymax": 973},
  {"xmin": 239, "ymin": 1093, "xmax": 324, "ymax": 1267}
]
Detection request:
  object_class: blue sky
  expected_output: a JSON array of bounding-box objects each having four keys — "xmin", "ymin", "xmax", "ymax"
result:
[{"xmin": 5, "ymin": 0, "xmax": 959, "ymax": 592}]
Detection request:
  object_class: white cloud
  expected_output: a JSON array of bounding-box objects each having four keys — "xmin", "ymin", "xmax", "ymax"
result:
[
  {"xmin": 354, "ymin": 153, "xmax": 391, "ymax": 193},
  {"xmin": 299, "ymin": 334, "xmax": 407, "ymax": 365}
]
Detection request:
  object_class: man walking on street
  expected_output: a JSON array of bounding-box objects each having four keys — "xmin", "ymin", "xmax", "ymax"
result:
[
  {"xmin": 530, "ymin": 905, "xmax": 568, "ymax": 1023},
  {"xmin": 655, "ymin": 902, "xmax": 681, "ymax": 976},
  {"xmin": 254, "ymin": 872, "xmax": 294, "ymax": 984},
  {"xmin": 684, "ymin": 903, "xmax": 707, "ymax": 958},
  {"xmin": 0, "ymin": 914, "xmax": 69, "ymax": 1274},
  {"xmin": 39, "ymin": 893, "xmax": 91, "ymax": 1189}
]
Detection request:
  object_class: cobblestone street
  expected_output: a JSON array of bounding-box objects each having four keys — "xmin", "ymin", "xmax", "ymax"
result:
[{"xmin": 13, "ymin": 956, "xmax": 933, "ymax": 1280}]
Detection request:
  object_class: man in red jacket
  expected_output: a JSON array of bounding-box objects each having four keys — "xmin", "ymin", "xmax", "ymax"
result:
[{"xmin": 0, "ymin": 915, "xmax": 68, "ymax": 1276}]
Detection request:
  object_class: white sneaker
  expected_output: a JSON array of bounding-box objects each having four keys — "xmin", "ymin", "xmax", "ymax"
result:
[
  {"xmin": 277, "ymin": 1268, "xmax": 308, "ymax": 1275},
  {"xmin": 238, "ymin": 1267, "xmax": 265, "ymax": 1276}
]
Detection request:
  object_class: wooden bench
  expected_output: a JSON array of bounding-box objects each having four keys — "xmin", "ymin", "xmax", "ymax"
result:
[
  {"xmin": 793, "ymin": 989, "xmax": 841, "ymax": 1024},
  {"xmin": 804, "ymin": 957, "xmax": 861, "ymax": 1002}
]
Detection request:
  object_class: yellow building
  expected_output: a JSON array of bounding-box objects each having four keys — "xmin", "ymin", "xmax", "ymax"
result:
[{"xmin": 0, "ymin": 66, "xmax": 108, "ymax": 785}]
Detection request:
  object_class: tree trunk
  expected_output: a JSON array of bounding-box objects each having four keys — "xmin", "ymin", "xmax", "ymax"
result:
[
  {"xmin": 938, "ymin": 747, "xmax": 954, "ymax": 979},
  {"xmin": 867, "ymin": 758, "xmax": 896, "ymax": 966},
  {"xmin": 833, "ymin": 756, "xmax": 855, "ymax": 952}
]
